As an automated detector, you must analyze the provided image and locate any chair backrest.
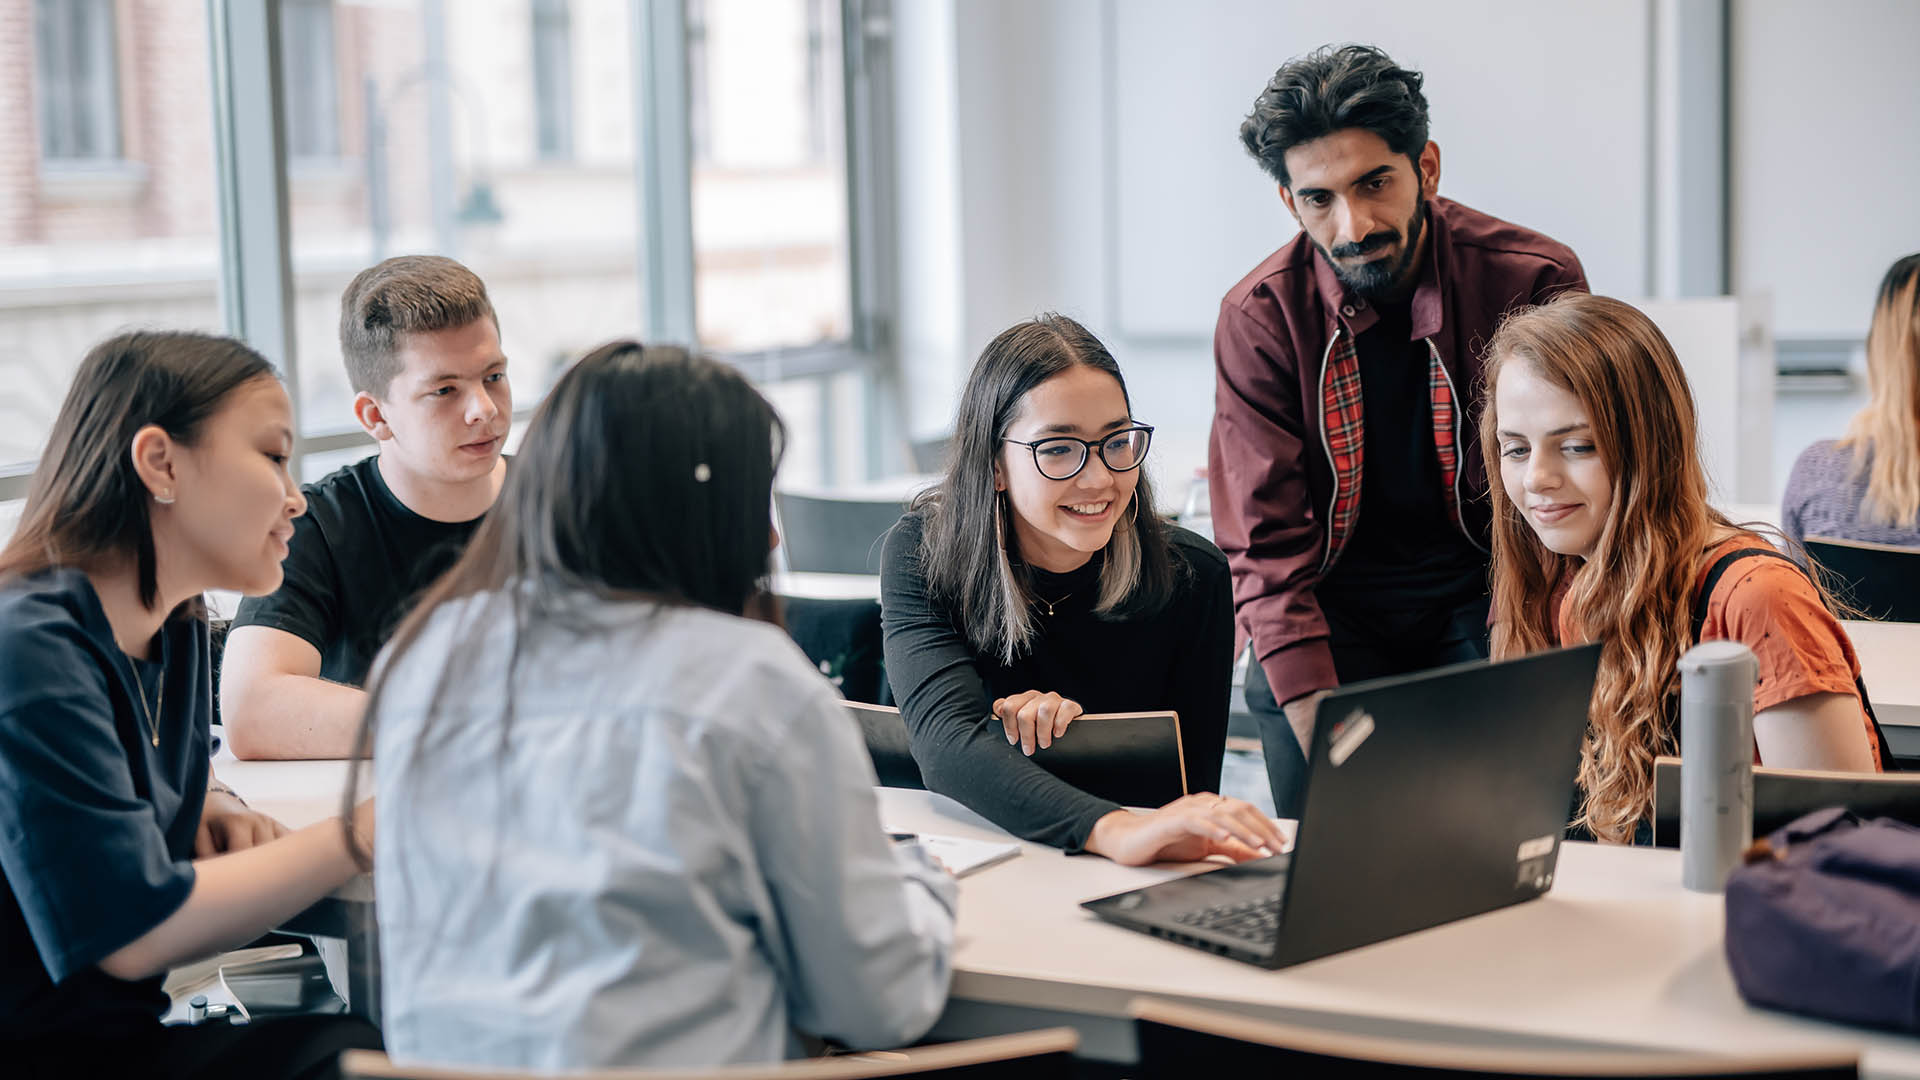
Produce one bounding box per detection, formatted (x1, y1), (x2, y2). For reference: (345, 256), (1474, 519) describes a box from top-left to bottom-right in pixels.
(773, 491), (907, 575)
(1128, 998), (1857, 1079)
(907, 435), (952, 475)
(1805, 536), (1920, 622)
(843, 703), (1185, 805)
(340, 1028), (1079, 1080)
(782, 596), (891, 707)
(1652, 755), (1920, 847)
(846, 702), (925, 788)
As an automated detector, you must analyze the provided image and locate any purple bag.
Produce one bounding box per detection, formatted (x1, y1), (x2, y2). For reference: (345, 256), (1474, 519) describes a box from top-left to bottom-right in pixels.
(1724, 806), (1920, 1032)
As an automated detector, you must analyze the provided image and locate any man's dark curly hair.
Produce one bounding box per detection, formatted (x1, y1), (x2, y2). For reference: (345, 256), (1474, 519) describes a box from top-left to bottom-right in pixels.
(1239, 44), (1430, 189)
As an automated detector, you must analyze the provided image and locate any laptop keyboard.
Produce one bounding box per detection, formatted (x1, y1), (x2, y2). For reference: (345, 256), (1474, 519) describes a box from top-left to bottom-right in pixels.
(1169, 895), (1282, 946)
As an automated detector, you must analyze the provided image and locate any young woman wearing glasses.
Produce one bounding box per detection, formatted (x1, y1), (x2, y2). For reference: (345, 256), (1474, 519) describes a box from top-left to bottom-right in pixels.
(881, 314), (1284, 866)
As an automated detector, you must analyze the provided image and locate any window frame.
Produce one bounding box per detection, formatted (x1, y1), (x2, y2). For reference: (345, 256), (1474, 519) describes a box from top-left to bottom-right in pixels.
(531, 0), (575, 161)
(33, 0), (123, 164)
(0, 0), (900, 506)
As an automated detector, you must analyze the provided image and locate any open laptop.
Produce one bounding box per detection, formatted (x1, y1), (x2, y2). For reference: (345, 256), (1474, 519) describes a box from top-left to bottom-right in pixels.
(1082, 643), (1602, 969)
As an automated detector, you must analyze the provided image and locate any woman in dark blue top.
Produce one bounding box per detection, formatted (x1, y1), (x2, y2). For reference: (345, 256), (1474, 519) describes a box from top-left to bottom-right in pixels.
(0, 332), (379, 1078)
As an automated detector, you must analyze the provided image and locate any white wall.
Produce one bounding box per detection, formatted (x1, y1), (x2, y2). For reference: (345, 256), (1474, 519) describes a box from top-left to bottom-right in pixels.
(894, 1), (1657, 504)
(1731, 0), (1920, 340)
(890, 0), (968, 441)
(1109, 0), (1652, 337)
(891, 1), (1914, 509)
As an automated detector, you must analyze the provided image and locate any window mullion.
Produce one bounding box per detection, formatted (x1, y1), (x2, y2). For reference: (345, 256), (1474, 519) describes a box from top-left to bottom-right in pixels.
(206, 0), (302, 468)
(631, 0), (697, 346)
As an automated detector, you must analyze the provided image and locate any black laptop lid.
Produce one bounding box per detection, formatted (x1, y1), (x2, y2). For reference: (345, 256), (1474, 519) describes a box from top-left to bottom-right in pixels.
(1268, 643), (1602, 967)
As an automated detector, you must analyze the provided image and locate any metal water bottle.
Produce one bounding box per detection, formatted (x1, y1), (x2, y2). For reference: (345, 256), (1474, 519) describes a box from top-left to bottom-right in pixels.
(1678, 640), (1758, 892)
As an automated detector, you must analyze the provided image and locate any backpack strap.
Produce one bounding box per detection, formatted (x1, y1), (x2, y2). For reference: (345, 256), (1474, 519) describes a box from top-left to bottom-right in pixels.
(1690, 545), (1898, 772)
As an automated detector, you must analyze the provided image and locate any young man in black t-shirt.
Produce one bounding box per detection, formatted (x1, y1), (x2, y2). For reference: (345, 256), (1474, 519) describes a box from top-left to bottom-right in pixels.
(221, 255), (512, 758)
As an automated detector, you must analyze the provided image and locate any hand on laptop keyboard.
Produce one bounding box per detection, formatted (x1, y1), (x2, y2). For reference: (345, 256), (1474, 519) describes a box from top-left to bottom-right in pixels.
(1084, 793), (1286, 866)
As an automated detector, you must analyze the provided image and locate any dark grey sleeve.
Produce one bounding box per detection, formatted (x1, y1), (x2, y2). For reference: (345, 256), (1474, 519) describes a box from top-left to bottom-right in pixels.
(878, 517), (1121, 852)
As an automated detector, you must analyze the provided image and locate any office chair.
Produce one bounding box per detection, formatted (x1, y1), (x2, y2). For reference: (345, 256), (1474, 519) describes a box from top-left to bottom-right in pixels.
(1804, 536), (1920, 622)
(1651, 757), (1920, 847)
(782, 595), (891, 707)
(772, 491), (906, 575)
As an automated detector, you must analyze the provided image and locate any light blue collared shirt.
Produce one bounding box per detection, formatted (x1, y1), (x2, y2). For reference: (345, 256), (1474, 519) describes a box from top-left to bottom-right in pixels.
(374, 591), (956, 1070)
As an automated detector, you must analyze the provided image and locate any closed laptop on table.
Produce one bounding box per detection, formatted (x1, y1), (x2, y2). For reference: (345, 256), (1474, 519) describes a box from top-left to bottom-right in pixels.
(844, 702), (1186, 807)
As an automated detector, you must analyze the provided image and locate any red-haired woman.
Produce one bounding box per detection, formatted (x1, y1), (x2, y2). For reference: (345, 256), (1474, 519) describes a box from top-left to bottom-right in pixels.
(1479, 293), (1885, 844)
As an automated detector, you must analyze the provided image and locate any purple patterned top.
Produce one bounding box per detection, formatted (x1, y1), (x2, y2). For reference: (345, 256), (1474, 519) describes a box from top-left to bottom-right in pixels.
(1781, 439), (1920, 547)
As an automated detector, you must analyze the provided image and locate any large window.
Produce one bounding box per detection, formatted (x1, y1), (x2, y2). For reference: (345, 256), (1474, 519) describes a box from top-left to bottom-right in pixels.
(33, 0), (121, 163)
(687, 0), (852, 355)
(1, 0), (894, 519)
(3, 0), (220, 485)
(280, 0), (341, 161)
(531, 0), (574, 160)
(283, 0), (642, 468)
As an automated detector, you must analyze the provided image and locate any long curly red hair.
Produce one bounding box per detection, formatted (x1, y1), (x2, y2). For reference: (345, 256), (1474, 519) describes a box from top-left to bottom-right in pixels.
(1480, 294), (1730, 842)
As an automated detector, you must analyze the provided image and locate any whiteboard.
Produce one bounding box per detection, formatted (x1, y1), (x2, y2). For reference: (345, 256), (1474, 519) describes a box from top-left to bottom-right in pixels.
(1110, 0), (1653, 338)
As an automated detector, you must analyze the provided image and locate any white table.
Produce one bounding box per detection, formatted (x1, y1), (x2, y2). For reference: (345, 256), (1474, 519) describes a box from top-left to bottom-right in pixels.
(219, 761), (1920, 1075)
(880, 789), (1920, 1075)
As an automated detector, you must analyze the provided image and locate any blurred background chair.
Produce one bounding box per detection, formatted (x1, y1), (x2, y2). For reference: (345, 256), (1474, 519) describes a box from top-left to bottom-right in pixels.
(774, 491), (909, 576)
(781, 596), (891, 707)
(1805, 536), (1920, 622)
(1652, 757), (1920, 847)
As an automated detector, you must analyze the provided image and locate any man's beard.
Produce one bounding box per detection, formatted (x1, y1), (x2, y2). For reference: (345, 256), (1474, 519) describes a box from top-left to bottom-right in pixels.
(1320, 196), (1427, 302)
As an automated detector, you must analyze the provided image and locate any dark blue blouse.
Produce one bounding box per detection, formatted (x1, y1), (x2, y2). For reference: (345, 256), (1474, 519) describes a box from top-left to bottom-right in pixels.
(0, 568), (210, 1036)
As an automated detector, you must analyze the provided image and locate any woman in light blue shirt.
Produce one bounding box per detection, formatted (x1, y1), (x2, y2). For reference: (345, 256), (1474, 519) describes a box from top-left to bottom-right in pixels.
(364, 342), (956, 1071)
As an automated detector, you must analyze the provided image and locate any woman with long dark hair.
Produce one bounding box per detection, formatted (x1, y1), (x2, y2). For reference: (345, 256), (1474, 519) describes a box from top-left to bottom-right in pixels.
(0, 332), (379, 1077)
(364, 342), (955, 1071)
(882, 314), (1280, 865)
(1482, 294), (1883, 844)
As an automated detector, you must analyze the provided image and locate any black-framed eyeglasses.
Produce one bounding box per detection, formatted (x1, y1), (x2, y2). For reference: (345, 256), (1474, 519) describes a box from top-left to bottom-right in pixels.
(1002, 425), (1154, 481)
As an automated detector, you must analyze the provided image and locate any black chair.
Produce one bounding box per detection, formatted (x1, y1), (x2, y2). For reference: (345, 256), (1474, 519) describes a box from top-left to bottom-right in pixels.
(843, 702), (1186, 806)
(780, 595), (891, 707)
(773, 491), (906, 575)
(1651, 755), (1920, 847)
(1804, 536), (1920, 622)
(1130, 997), (1857, 1079)
(846, 702), (925, 789)
(908, 435), (952, 474)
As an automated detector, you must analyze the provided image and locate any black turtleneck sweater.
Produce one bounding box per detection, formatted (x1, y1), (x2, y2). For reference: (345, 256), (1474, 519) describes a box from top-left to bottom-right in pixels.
(879, 511), (1233, 851)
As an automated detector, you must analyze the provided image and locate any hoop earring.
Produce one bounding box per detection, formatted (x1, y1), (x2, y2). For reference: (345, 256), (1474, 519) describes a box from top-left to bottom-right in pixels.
(1121, 496), (1139, 528)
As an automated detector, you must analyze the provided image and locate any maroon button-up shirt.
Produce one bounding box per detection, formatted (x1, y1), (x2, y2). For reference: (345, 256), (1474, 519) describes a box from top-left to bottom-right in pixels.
(1209, 196), (1587, 705)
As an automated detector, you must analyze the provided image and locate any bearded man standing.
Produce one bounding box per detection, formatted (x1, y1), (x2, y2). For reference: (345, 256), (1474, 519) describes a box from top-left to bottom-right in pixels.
(1209, 44), (1588, 814)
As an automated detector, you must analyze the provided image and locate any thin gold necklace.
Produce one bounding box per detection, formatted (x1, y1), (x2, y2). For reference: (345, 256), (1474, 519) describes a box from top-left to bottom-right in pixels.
(1036, 588), (1072, 617)
(128, 660), (163, 748)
